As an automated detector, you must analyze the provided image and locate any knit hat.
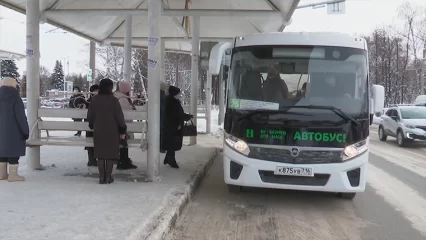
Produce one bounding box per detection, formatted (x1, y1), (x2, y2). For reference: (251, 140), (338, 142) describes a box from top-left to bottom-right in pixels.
(168, 86), (181, 97)
(0, 77), (18, 88)
(118, 81), (131, 93)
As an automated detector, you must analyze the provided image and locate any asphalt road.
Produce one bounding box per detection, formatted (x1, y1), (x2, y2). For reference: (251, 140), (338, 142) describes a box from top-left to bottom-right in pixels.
(166, 127), (426, 240)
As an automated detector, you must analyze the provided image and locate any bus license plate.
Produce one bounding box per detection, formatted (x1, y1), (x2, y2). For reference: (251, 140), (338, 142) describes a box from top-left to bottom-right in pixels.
(274, 167), (314, 177)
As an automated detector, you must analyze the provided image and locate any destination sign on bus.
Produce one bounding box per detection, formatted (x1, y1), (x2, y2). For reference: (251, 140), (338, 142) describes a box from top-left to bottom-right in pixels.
(245, 129), (346, 143)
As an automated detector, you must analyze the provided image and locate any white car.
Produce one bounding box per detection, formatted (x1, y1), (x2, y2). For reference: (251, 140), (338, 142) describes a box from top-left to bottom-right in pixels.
(378, 106), (426, 147)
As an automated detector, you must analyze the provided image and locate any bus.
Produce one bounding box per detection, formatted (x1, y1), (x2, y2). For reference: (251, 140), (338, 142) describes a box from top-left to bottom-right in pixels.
(221, 32), (385, 199)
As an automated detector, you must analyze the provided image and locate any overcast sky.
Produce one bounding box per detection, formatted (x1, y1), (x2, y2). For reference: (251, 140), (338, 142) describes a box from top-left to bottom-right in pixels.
(0, 0), (424, 75)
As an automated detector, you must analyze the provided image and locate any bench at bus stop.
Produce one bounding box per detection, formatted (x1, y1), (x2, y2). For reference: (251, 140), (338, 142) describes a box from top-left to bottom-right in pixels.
(26, 108), (148, 149)
(25, 104), (208, 149)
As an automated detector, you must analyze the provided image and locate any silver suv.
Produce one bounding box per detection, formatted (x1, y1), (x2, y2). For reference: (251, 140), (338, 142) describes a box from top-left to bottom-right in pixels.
(378, 106), (426, 147)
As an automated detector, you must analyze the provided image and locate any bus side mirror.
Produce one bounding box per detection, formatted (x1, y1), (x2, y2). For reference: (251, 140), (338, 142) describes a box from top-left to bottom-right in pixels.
(371, 84), (385, 114)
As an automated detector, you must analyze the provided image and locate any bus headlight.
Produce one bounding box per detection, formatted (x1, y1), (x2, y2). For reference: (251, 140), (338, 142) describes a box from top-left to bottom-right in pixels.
(225, 135), (250, 156)
(341, 140), (367, 161)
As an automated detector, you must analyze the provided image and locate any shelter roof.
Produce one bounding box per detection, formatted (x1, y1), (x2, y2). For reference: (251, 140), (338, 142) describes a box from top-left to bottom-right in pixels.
(0, 49), (25, 60)
(0, 0), (300, 50)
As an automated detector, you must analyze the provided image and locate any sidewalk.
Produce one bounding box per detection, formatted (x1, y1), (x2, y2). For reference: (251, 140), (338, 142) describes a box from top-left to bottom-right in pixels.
(0, 135), (222, 240)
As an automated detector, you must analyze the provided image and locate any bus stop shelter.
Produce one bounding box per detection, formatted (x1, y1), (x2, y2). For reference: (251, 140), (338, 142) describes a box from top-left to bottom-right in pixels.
(0, 0), (301, 180)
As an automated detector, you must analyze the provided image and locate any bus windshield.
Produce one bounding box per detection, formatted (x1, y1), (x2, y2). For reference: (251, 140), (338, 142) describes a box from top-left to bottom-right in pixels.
(228, 45), (369, 117)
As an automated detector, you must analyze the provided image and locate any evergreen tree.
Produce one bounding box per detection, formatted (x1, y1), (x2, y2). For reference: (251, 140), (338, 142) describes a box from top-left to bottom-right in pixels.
(50, 60), (65, 90)
(1, 60), (20, 79)
(20, 75), (27, 97)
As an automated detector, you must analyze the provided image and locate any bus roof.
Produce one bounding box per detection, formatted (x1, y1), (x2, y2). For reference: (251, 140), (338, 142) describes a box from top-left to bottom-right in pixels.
(234, 32), (367, 50)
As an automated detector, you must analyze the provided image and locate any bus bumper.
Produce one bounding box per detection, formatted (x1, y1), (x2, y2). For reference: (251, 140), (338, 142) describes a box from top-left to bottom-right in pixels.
(223, 144), (368, 193)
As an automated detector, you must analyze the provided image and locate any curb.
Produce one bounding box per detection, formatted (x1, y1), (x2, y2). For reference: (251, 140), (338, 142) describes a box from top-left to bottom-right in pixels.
(126, 147), (219, 240)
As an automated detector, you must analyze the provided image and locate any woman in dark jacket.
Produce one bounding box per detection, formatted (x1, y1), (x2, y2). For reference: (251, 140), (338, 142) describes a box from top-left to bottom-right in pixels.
(69, 86), (86, 136)
(84, 84), (99, 167)
(163, 86), (192, 168)
(0, 77), (29, 182)
(87, 78), (127, 184)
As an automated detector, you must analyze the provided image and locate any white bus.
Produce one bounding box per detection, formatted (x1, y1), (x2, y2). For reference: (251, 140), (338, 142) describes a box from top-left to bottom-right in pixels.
(221, 32), (385, 199)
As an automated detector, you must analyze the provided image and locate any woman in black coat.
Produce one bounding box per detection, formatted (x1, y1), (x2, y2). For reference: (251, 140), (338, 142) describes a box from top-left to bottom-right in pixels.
(84, 84), (99, 167)
(163, 86), (192, 168)
(87, 79), (127, 184)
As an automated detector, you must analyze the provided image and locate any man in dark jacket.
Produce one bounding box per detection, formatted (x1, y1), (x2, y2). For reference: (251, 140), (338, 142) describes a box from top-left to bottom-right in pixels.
(84, 84), (99, 167)
(262, 66), (289, 102)
(163, 86), (192, 168)
(0, 77), (29, 182)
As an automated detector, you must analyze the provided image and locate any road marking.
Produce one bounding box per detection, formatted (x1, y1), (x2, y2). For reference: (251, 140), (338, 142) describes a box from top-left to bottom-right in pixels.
(369, 144), (426, 178)
(368, 164), (426, 237)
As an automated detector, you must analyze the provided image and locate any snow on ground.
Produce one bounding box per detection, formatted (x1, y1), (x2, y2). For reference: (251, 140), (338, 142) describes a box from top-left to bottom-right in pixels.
(0, 135), (222, 240)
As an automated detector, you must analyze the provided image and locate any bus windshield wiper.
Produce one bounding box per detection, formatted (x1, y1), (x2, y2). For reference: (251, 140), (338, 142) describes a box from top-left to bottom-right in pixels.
(279, 105), (359, 126)
(237, 109), (312, 121)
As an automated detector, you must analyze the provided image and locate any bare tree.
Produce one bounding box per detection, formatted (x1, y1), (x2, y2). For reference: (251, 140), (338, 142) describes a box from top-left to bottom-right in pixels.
(96, 45), (124, 81)
(39, 66), (51, 96)
(397, 0), (426, 98)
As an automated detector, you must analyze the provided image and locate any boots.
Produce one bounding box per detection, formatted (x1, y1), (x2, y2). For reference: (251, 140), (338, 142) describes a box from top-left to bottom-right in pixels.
(168, 157), (180, 169)
(87, 148), (97, 167)
(165, 151), (179, 169)
(117, 148), (137, 170)
(0, 162), (8, 180)
(97, 159), (106, 184)
(8, 164), (25, 182)
(105, 160), (114, 184)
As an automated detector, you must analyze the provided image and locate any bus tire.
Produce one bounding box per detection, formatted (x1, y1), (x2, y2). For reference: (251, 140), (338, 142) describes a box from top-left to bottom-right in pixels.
(337, 192), (356, 200)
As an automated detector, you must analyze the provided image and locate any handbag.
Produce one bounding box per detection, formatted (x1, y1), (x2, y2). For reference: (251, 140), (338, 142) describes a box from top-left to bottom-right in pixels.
(182, 119), (197, 137)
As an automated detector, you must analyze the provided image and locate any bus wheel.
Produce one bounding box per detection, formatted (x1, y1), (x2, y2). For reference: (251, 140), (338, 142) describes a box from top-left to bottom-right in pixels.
(227, 184), (242, 193)
(337, 192), (356, 200)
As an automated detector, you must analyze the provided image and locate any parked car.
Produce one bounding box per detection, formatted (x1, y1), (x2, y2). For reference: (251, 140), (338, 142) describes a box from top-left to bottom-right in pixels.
(378, 106), (426, 147)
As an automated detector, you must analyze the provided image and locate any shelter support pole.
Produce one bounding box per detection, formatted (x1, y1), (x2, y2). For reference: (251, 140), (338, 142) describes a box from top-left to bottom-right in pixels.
(147, 0), (161, 181)
(26, 0), (41, 170)
(189, 16), (200, 145)
(218, 65), (225, 125)
(123, 15), (132, 82)
(89, 41), (96, 82)
(205, 71), (212, 133)
(160, 39), (165, 82)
